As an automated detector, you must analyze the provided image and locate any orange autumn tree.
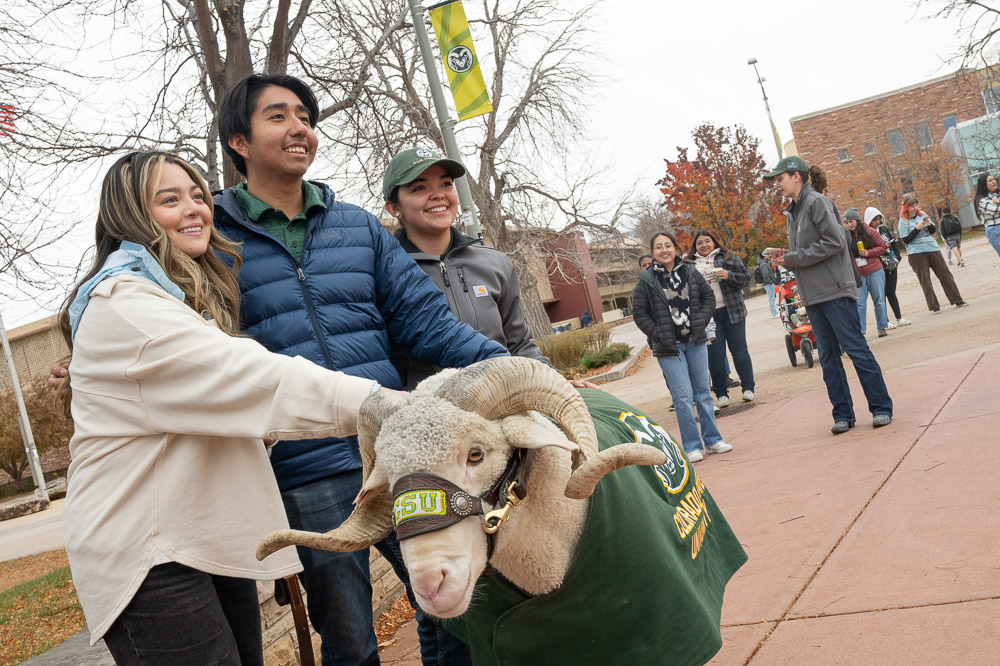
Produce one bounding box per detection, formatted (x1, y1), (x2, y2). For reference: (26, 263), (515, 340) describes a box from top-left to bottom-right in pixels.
(658, 123), (787, 261)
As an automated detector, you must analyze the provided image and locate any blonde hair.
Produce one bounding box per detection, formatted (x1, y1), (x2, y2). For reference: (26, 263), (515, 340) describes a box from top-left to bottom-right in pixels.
(57, 151), (244, 413)
(902, 192), (919, 207)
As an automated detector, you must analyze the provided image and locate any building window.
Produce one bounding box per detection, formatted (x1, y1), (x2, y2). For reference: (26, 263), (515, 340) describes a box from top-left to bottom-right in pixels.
(864, 142), (875, 155)
(942, 114), (958, 132)
(983, 86), (1000, 114)
(837, 147), (850, 162)
(888, 130), (905, 155)
(915, 122), (932, 148)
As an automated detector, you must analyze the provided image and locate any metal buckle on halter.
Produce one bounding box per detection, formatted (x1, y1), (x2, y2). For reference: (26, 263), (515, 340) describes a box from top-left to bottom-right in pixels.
(482, 481), (522, 534)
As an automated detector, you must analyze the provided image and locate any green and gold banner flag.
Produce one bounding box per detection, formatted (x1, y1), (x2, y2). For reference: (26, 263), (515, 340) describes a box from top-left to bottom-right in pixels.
(428, 0), (493, 121)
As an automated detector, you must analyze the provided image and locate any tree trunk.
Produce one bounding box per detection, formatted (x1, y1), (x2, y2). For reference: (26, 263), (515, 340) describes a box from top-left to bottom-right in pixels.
(507, 250), (553, 340)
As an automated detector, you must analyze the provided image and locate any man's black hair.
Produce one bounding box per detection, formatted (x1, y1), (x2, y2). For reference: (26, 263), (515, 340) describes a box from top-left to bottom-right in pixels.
(218, 73), (319, 177)
(638, 253), (652, 267)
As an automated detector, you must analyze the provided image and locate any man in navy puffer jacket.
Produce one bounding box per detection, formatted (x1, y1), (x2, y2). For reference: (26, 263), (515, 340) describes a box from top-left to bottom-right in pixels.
(217, 74), (505, 665)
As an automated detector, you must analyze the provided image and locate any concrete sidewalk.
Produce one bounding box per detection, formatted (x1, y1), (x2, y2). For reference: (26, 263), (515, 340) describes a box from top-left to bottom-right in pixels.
(702, 348), (1000, 663)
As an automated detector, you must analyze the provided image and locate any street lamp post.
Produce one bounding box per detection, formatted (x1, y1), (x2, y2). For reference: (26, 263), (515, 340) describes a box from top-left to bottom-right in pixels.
(747, 57), (783, 160)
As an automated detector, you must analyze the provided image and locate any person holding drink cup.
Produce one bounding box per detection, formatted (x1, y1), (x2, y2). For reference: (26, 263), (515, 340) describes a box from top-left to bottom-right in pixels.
(842, 207), (889, 337)
(687, 230), (755, 408)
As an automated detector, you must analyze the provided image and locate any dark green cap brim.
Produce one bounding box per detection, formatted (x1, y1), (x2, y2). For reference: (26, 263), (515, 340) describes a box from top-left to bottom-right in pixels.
(382, 148), (467, 200)
(763, 156), (810, 180)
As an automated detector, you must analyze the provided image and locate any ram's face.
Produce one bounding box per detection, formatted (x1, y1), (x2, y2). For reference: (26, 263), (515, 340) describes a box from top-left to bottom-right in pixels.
(374, 397), (510, 617)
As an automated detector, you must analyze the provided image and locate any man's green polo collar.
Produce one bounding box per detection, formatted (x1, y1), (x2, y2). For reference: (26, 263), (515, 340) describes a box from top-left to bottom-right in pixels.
(233, 181), (326, 223)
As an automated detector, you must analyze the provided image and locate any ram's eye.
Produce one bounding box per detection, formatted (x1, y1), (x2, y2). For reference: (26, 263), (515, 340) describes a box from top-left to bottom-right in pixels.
(467, 448), (484, 465)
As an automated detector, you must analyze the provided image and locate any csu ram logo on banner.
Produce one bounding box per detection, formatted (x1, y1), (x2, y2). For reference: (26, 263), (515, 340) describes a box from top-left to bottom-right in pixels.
(428, 0), (493, 121)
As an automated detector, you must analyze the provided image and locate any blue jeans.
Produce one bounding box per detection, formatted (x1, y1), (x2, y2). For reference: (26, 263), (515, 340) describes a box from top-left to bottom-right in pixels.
(766, 285), (778, 316)
(806, 297), (893, 423)
(707, 307), (755, 397)
(281, 469), (471, 666)
(103, 562), (263, 665)
(857, 269), (889, 333)
(657, 341), (724, 453)
(986, 224), (1000, 259)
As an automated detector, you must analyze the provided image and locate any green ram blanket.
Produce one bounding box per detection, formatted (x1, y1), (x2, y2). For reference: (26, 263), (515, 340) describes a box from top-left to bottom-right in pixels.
(442, 389), (747, 665)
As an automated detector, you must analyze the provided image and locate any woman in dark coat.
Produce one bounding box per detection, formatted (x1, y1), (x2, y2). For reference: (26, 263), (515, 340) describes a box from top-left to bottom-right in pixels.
(687, 230), (754, 407)
(632, 231), (733, 462)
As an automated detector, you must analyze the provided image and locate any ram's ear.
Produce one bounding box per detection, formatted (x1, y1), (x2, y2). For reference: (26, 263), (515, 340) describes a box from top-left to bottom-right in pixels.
(500, 414), (579, 453)
(355, 464), (390, 506)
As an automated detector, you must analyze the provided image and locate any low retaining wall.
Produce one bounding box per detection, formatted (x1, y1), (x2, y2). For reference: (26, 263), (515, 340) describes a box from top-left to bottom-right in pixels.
(261, 548), (405, 664)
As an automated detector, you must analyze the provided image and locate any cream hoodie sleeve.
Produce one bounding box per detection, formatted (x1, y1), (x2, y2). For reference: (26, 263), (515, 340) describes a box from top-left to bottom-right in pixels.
(77, 276), (376, 441)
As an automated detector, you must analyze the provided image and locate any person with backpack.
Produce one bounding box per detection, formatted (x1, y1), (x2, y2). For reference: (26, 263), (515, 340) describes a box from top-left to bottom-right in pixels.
(843, 207), (889, 337)
(939, 211), (964, 267)
(864, 207), (911, 328)
(756, 251), (779, 317)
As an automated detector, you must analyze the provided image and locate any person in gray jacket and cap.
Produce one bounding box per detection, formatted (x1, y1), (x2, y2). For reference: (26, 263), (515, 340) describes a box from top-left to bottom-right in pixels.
(764, 157), (892, 434)
(383, 147), (596, 390)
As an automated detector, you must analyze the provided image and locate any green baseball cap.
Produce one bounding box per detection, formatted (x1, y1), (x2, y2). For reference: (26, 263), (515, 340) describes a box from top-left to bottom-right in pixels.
(763, 156), (810, 180)
(382, 148), (466, 200)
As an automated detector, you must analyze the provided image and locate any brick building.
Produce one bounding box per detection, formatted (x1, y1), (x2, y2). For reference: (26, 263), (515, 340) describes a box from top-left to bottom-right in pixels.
(540, 230), (604, 327)
(790, 69), (997, 213)
(0, 315), (68, 393)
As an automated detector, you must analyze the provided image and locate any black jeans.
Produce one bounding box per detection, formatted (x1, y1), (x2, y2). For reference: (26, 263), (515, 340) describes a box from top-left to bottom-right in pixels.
(707, 306), (755, 397)
(884, 268), (901, 320)
(103, 562), (263, 665)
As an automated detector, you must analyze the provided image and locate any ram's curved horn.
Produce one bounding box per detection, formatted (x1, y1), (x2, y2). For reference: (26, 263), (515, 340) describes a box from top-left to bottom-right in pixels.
(435, 357), (665, 499)
(257, 390), (406, 560)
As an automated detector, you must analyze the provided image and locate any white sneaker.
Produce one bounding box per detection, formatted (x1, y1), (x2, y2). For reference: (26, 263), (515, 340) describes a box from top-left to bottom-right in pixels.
(718, 395), (731, 408)
(713, 404), (720, 414)
(896, 318), (912, 326)
(705, 441), (733, 454)
(686, 449), (705, 462)
(886, 321), (897, 330)
(742, 390), (754, 402)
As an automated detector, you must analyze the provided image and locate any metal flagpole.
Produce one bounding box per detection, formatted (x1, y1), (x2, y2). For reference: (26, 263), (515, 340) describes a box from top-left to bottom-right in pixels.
(407, 0), (482, 239)
(0, 309), (50, 501)
(747, 57), (783, 160)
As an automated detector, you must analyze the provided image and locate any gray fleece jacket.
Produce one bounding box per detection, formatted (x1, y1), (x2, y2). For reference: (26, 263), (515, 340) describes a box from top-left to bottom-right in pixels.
(782, 183), (858, 307)
(392, 227), (549, 389)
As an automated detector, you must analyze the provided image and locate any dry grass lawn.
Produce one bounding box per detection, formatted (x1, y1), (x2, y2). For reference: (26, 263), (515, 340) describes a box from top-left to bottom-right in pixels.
(0, 549), (85, 666)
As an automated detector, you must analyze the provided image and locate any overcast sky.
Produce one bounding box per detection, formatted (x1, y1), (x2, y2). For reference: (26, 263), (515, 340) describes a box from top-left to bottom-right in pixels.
(2, 0), (971, 327)
(587, 0), (968, 197)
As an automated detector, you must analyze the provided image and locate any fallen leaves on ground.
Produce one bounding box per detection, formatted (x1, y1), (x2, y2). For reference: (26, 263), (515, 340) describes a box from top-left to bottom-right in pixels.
(0, 564), (85, 666)
(375, 595), (416, 646)
(0, 549), (68, 595)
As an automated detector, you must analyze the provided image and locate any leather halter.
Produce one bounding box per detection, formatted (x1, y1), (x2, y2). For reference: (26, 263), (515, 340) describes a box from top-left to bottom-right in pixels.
(391, 449), (533, 559)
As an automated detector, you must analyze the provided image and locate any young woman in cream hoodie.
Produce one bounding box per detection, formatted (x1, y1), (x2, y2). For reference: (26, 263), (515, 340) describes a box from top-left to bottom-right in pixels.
(57, 151), (380, 664)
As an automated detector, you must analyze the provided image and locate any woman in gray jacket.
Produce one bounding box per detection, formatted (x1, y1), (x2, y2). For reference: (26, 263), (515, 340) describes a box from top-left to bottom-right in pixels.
(381, 148), (592, 390)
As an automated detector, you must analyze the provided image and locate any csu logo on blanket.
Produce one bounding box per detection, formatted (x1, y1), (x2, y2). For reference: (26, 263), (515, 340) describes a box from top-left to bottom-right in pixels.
(618, 412), (688, 494)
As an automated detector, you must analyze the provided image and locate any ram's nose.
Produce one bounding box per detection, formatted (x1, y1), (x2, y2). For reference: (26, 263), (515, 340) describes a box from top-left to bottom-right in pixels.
(412, 569), (447, 603)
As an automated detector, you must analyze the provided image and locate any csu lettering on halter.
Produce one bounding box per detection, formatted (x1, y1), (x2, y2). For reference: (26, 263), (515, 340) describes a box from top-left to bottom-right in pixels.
(393, 489), (446, 526)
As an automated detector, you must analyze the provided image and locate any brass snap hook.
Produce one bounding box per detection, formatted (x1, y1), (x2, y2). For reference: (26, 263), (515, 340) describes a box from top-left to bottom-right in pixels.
(482, 481), (519, 534)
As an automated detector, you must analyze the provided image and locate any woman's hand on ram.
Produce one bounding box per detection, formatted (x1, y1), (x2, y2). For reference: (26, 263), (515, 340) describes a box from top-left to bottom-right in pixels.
(569, 379), (601, 390)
